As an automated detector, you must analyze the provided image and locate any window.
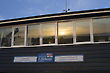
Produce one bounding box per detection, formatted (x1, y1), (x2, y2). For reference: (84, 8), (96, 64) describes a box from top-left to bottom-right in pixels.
(76, 19), (90, 42)
(58, 21), (73, 44)
(14, 26), (25, 46)
(0, 27), (12, 47)
(42, 22), (56, 44)
(93, 18), (110, 42)
(28, 24), (40, 45)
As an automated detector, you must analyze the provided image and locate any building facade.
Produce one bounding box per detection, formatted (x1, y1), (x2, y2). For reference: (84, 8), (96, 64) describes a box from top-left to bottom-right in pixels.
(0, 8), (110, 73)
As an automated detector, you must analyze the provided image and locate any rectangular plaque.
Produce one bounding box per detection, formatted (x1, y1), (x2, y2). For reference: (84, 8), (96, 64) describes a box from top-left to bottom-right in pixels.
(55, 55), (84, 62)
(37, 53), (55, 63)
(14, 56), (37, 63)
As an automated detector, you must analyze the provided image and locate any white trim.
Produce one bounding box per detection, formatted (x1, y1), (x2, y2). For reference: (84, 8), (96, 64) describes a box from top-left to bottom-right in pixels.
(94, 42), (110, 44)
(58, 43), (74, 46)
(90, 19), (94, 43)
(0, 42), (110, 48)
(24, 25), (28, 46)
(1, 10), (110, 24)
(74, 42), (92, 45)
(11, 27), (14, 46)
(0, 47), (13, 49)
(40, 24), (42, 45)
(12, 45), (26, 47)
(55, 22), (58, 44)
(73, 20), (76, 43)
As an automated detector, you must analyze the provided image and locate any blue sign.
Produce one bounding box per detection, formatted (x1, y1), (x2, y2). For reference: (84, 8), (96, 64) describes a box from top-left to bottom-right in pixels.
(37, 53), (55, 63)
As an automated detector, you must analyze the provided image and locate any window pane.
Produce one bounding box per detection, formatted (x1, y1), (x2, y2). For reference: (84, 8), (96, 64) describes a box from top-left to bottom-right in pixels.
(0, 27), (12, 47)
(76, 19), (90, 42)
(58, 21), (73, 44)
(14, 27), (25, 45)
(28, 24), (40, 45)
(93, 18), (110, 42)
(42, 22), (56, 44)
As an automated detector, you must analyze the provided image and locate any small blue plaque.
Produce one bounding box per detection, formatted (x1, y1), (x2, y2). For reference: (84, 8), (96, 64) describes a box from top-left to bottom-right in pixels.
(37, 53), (55, 63)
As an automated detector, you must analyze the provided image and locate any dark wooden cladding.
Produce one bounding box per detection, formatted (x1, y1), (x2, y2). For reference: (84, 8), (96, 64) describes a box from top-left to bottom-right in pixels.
(0, 43), (110, 73)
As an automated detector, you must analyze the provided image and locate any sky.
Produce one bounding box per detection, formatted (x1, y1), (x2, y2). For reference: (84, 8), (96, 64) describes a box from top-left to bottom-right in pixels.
(0, 0), (110, 20)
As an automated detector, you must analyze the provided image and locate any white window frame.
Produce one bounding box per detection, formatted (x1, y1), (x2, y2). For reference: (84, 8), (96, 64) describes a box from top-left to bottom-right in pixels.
(92, 17), (110, 43)
(57, 20), (74, 45)
(74, 18), (92, 44)
(27, 23), (41, 46)
(12, 25), (26, 47)
(1, 17), (110, 48)
(40, 21), (57, 46)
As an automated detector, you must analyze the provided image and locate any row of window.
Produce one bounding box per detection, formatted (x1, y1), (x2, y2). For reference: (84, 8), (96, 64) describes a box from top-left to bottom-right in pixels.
(0, 17), (110, 47)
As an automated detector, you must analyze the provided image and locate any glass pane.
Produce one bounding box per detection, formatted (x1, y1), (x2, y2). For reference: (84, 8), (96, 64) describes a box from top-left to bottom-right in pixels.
(93, 18), (110, 42)
(0, 27), (12, 47)
(14, 27), (25, 45)
(42, 23), (56, 44)
(76, 19), (90, 42)
(28, 24), (40, 45)
(58, 21), (73, 44)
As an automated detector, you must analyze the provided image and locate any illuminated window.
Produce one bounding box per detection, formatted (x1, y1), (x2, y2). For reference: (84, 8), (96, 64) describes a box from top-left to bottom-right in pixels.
(0, 27), (12, 47)
(14, 26), (25, 45)
(93, 18), (110, 42)
(58, 21), (73, 44)
(42, 22), (56, 44)
(76, 19), (90, 42)
(28, 24), (40, 45)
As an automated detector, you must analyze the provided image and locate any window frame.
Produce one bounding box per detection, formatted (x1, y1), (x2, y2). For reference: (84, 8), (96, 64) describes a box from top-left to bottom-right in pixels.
(92, 17), (110, 43)
(74, 18), (92, 44)
(12, 25), (26, 47)
(0, 26), (12, 47)
(27, 23), (41, 46)
(57, 20), (74, 45)
(40, 21), (57, 46)
(1, 16), (110, 48)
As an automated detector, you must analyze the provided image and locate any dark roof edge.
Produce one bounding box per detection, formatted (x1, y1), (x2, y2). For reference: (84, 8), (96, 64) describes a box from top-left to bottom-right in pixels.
(0, 8), (110, 23)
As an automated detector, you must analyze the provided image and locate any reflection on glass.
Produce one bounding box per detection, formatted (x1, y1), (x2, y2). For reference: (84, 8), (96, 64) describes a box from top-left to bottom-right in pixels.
(58, 21), (73, 44)
(93, 18), (110, 42)
(42, 23), (56, 44)
(14, 27), (25, 45)
(76, 20), (90, 42)
(0, 27), (12, 47)
(28, 24), (40, 45)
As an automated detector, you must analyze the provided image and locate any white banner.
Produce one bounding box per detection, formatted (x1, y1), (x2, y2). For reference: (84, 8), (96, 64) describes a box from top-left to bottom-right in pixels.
(55, 55), (84, 62)
(14, 56), (37, 63)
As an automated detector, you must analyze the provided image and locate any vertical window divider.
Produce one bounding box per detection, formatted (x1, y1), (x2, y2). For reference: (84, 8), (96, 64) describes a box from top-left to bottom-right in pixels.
(90, 19), (94, 43)
(55, 21), (58, 44)
(0, 32), (3, 47)
(74, 20), (76, 43)
(40, 24), (42, 45)
(24, 25), (28, 46)
(11, 27), (14, 46)
(0, 32), (1, 47)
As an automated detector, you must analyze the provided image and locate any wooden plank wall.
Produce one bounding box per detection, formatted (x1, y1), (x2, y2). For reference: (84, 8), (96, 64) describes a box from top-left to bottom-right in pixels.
(0, 43), (110, 73)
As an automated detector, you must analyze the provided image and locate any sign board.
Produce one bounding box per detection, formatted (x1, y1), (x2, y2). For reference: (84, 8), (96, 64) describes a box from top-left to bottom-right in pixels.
(55, 55), (84, 62)
(14, 56), (37, 63)
(13, 54), (83, 63)
(37, 53), (55, 63)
